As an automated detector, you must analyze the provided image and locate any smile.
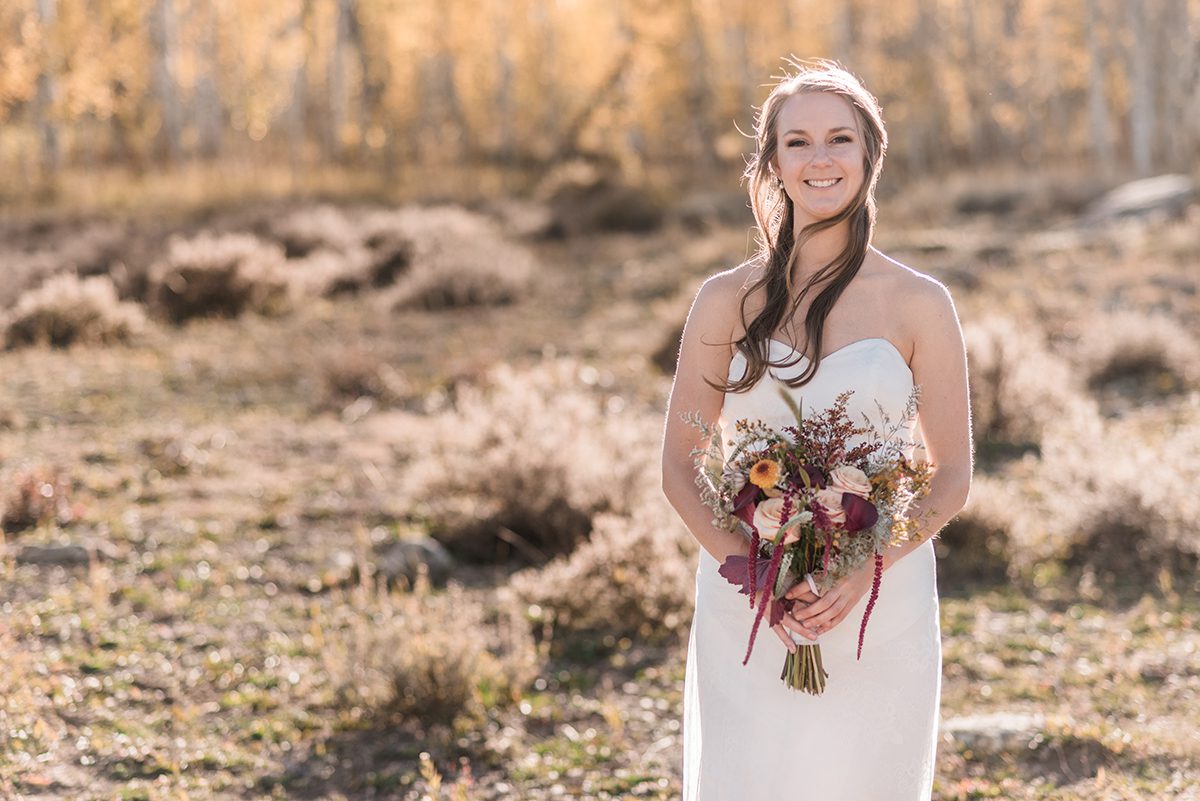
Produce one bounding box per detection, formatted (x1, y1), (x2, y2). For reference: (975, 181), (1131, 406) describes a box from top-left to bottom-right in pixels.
(804, 178), (841, 188)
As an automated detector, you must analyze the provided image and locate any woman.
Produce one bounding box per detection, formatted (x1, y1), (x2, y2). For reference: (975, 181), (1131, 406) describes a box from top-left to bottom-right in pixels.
(660, 60), (973, 800)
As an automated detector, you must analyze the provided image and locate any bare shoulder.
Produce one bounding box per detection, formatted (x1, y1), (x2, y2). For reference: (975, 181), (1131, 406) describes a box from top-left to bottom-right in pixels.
(868, 248), (960, 339)
(689, 259), (763, 345)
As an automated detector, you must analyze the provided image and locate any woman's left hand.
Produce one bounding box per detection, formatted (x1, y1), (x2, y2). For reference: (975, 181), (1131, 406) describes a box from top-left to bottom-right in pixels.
(783, 561), (874, 636)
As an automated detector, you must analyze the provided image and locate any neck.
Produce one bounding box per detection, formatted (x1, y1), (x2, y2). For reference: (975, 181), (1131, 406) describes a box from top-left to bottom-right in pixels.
(789, 217), (854, 285)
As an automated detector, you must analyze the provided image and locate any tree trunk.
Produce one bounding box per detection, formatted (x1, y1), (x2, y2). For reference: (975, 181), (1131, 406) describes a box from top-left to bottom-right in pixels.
(194, 0), (222, 159)
(1126, 0), (1155, 175)
(285, 0), (312, 170)
(33, 0), (60, 175)
(1084, 0), (1115, 171)
(326, 0), (354, 161)
(149, 0), (182, 163)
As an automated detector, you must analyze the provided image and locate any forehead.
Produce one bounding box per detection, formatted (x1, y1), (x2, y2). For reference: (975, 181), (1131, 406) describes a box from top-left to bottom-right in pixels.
(776, 92), (859, 135)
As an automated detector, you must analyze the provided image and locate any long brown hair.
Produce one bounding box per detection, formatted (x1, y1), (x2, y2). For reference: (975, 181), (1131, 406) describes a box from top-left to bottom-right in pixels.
(709, 58), (889, 393)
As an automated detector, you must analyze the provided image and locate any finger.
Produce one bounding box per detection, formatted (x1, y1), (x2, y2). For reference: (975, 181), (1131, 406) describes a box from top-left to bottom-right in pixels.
(793, 594), (837, 623)
(785, 590), (819, 605)
(772, 623), (799, 652)
(784, 583), (819, 602)
(804, 598), (848, 632)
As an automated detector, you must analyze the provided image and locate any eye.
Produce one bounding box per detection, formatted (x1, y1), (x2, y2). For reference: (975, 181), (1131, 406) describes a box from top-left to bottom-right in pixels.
(832, 135), (852, 144)
(787, 139), (807, 148)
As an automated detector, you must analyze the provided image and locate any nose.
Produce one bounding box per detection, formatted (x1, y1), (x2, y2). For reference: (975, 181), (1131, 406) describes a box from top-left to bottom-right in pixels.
(809, 142), (833, 165)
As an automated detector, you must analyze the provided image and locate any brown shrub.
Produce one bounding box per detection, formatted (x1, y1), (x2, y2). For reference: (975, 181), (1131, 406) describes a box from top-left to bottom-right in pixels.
(535, 160), (667, 235)
(317, 346), (410, 410)
(322, 580), (539, 730)
(404, 357), (659, 563)
(1020, 410), (1200, 594)
(269, 204), (363, 258)
(2, 273), (146, 349)
(932, 475), (1017, 590)
(389, 206), (535, 310)
(963, 315), (1095, 450)
(2, 466), (74, 534)
(507, 503), (697, 653)
(148, 232), (291, 323)
(1073, 310), (1200, 402)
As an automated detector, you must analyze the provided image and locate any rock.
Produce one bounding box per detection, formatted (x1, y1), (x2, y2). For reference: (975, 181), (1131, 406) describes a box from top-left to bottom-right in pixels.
(1083, 174), (1196, 225)
(943, 711), (1045, 753)
(374, 537), (455, 588)
(15, 544), (92, 567)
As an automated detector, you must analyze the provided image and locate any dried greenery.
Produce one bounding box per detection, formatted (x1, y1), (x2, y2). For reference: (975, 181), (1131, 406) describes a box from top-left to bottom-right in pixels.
(2, 273), (146, 349)
(508, 505), (697, 652)
(389, 206), (535, 310)
(323, 577), (539, 730)
(1073, 310), (1200, 401)
(1, 465), (74, 534)
(962, 315), (1094, 450)
(405, 357), (659, 563)
(148, 232), (292, 323)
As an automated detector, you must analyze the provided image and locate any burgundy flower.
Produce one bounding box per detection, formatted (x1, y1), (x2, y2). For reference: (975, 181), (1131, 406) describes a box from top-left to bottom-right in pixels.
(718, 553), (773, 597)
(732, 482), (759, 529)
(841, 493), (879, 532)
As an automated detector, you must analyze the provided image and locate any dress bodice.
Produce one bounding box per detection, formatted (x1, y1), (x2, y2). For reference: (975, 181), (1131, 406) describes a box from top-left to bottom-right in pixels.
(718, 337), (925, 464)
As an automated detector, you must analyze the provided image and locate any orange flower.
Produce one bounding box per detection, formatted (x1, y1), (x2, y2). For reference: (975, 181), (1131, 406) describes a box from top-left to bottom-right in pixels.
(748, 458), (782, 489)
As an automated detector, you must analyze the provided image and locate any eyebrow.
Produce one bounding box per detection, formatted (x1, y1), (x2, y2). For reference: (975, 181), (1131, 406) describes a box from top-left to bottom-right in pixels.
(783, 127), (855, 136)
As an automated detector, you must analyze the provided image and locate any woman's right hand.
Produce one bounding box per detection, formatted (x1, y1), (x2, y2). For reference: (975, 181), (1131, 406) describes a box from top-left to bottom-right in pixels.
(771, 598), (820, 651)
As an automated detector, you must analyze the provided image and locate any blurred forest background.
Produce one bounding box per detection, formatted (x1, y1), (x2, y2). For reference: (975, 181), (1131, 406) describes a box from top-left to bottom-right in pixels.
(2, 0), (1199, 204)
(1, 1), (1199, 800)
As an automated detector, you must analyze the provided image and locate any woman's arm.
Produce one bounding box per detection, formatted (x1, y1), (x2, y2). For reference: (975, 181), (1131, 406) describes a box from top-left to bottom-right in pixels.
(880, 276), (973, 570)
(660, 270), (749, 565)
(663, 270), (801, 653)
(783, 276), (973, 638)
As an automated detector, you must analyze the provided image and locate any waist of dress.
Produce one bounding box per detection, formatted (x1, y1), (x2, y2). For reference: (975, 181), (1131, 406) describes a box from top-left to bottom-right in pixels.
(696, 537), (938, 644)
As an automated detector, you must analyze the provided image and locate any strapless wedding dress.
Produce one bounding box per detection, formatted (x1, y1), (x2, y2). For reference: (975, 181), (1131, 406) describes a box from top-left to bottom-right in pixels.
(682, 337), (942, 801)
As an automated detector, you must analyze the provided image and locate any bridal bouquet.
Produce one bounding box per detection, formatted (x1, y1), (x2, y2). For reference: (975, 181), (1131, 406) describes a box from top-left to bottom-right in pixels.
(684, 386), (933, 695)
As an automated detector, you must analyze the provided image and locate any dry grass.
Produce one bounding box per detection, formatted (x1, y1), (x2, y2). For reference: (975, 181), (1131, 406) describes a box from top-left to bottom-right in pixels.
(2, 273), (146, 349)
(1, 465), (75, 534)
(321, 573), (540, 734)
(148, 232), (292, 323)
(387, 206), (535, 310)
(962, 314), (1095, 454)
(509, 504), (697, 655)
(0, 185), (1197, 800)
(404, 357), (659, 564)
(1072, 309), (1200, 403)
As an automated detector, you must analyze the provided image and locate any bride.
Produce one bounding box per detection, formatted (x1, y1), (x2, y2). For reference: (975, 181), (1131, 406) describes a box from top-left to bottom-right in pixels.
(660, 60), (973, 800)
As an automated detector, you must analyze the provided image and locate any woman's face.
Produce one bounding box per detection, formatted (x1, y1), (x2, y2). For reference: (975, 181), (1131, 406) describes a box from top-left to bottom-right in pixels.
(772, 91), (866, 226)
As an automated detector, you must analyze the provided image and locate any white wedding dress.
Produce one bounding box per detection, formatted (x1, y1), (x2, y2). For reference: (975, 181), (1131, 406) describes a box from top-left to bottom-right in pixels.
(682, 337), (942, 801)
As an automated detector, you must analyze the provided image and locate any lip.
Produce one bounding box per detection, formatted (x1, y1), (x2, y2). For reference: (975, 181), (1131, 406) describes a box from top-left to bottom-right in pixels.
(803, 177), (843, 188)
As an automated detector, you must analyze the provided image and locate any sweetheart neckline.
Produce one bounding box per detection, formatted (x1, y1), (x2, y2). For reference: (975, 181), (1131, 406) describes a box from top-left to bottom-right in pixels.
(731, 336), (914, 382)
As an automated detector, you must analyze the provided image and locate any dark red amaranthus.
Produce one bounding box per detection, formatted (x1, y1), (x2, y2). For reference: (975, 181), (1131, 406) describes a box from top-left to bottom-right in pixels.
(742, 493), (793, 666)
(856, 552), (885, 661)
(747, 529), (760, 607)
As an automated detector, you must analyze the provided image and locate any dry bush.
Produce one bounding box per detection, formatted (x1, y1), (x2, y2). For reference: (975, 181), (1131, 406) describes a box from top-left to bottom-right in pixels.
(932, 475), (1017, 589)
(388, 206), (535, 310)
(317, 346), (410, 410)
(1072, 310), (1200, 401)
(2, 466), (74, 534)
(268, 204), (363, 258)
(535, 160), (667, 235)
(507, 503), (696, 653)
(2, 273), (146, 349)
(323, 580), (538, 730)
(148, 232), (291, 323)
(963, 315), (1095, 450)
(1014, 411), (1200, 592)
(404, 357), (659, 563)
